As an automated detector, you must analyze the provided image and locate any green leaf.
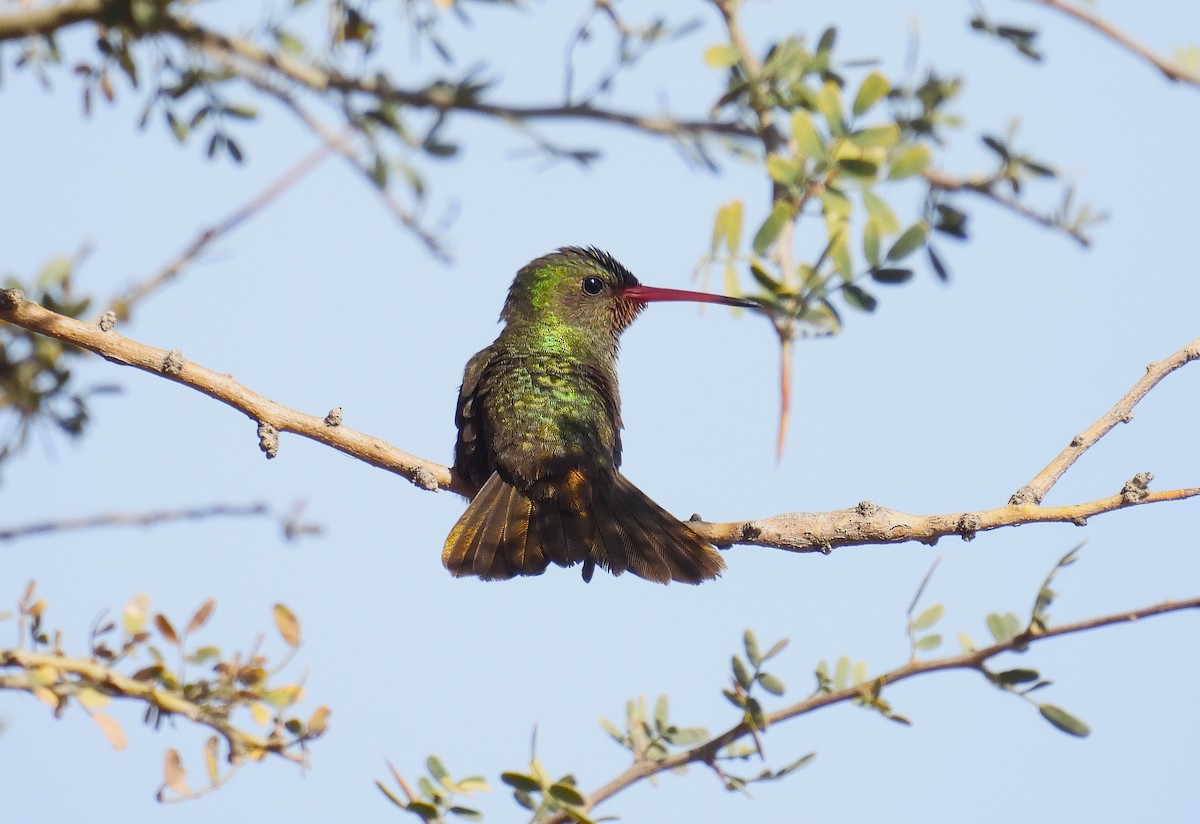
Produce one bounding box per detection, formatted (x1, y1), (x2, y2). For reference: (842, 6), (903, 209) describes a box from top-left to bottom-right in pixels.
(711, 199), (744, 256)
(455, 776), (489, 793)
(852, 71), (890, 116)
(833, 656), (851, 690)
(852, 660), (869, 686)
(818, 188), (852, 221)
(888, 144), (932, 179)
(816, 80), (845, 136)
(870, 267), (913, 285)
(221, 103), (257, 120)
(749, 261), (783, 294)
(927, 244), (950, 281)
(500, 772), (542, 793)
(1039, 704), (1091, 737)
(746, 697), (768, 730)
(957, 632), (975, 652)
(763, 637), (789, 662)
(448, 806), (483, 821)
(911, 603), (944, 631)
(836, 158), (878, 178)
(766, 153), (802, 185)
(406, 801), (440, 821)
(849, 124), (899, 149)
(842, 284), (877, 312)
(704, 44), (739, 68)
(791, 111), (826, 161)
(598, 717), (624, 743)
(666, 726), (708, 746)
(863, 219), (881, 266)
(757, 673), (786, 696)
(752, 202), (794, 255)
(722, 687), (746, 709)
(732, 655), (753, 690)
(654, 694), (669, 733)
(744, 629), (762, 667)
(426, 755), (449, 785)
(996, 668), (1041, 686)
(37, 256), (73, 290)
(861, 188), (899, 233)
(914, 633), (942, 650)
(986, 612), (1022, 644)
(548, 782), (586, 806)
(886, 223), (928, 261)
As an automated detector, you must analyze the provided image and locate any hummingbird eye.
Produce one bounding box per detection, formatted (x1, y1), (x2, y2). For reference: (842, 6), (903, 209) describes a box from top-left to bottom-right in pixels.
(581, 276), (605, 296)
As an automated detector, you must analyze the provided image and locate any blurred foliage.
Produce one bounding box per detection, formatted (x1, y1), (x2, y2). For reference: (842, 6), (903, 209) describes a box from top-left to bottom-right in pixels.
(0, 0), (1102, 464)
(1, 256), (118, 474)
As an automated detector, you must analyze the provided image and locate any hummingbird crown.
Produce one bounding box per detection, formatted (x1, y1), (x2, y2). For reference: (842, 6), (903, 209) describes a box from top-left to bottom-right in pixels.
(500, 246), (645, 340)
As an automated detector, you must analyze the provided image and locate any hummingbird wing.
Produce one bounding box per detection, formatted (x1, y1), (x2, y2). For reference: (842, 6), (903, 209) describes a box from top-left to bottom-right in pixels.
(452, 346), (498, 494)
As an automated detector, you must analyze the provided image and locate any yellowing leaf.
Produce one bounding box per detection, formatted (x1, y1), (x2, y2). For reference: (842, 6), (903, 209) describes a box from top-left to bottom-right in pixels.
(187, 599), (216, 634)
(92, 713), (128, 751)
(308, 706), (331, 736)
(704, 44), (739, 68)
(250, 702), (272, 725)
(273, 603), (301, 647)
(204, 736), (220, 786)
(123, 594), (150, 636)
(77, 687), (111, 709)
(163, 748), (188, 794)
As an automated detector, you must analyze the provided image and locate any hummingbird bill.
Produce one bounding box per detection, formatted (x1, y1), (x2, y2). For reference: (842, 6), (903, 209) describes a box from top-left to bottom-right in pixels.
(443, 246), (759, 584)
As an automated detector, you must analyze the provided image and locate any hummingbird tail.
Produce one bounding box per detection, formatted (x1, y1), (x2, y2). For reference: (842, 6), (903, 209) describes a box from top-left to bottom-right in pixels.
(442, 471), (725, 585)
(589, 474), (725, 585)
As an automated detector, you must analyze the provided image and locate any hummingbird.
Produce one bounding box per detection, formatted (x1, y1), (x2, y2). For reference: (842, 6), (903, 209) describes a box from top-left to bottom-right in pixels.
(443, 246), (759, 584)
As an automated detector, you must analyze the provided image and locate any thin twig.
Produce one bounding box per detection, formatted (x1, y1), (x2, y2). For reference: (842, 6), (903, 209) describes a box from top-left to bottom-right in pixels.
(106, 142), (336, 318)
(924, 168), (1092, 248)
(233, 69), (451, 262)
(1023, 0), (1200, 89)
(0, 503), (269, 542)
(1010, 336), (1200, 504)
(547, 594), (1200, 822)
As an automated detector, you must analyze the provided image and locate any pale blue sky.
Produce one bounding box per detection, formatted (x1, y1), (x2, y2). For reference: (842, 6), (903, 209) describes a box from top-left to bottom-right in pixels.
(2, 2), (1198, 822)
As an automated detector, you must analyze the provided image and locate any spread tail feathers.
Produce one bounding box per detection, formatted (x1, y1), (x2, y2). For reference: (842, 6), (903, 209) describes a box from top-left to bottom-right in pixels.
(442, 472), (725, 584)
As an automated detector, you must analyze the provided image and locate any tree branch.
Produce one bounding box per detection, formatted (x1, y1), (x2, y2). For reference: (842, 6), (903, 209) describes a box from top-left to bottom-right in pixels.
(924, 168), (1093, 248)
(1023, 0), (1200, 89)
(1011, 337), (1200, 504)
(0, 287), (460, 495)
(0, 648), (307, 765)
(550, 595), (1200, 822)
(3, 290), (1196, 556)
(0, 0), (105, 42)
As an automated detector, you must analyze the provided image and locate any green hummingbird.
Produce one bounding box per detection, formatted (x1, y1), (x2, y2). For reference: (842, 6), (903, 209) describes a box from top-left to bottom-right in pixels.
(443, 246), (759, 585)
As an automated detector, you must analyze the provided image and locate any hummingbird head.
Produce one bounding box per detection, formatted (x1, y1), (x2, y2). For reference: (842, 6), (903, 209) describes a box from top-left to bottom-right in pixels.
(501, 246), (759, 342)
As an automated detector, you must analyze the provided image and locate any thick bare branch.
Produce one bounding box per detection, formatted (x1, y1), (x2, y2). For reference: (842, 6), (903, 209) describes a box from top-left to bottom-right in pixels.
(3, 290), (1196, 556)
(1, 288), (459, 495)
